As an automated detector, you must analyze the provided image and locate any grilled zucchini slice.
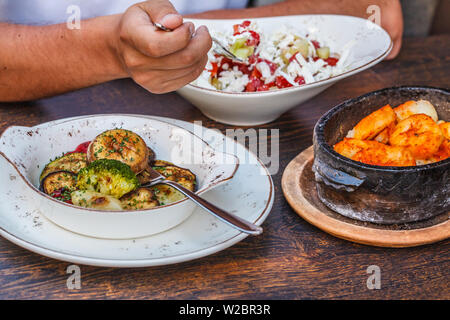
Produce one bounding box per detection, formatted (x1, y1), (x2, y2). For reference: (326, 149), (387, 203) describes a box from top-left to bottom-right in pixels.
(121, 187), (159, 210)
(152, 160), (196, 192)
(151, 184), (185, 206)
(150, 160), (197, 206)
(39, 170), (77, 195)
(147, 147), (156, 164)
(40, 152), (87, 181)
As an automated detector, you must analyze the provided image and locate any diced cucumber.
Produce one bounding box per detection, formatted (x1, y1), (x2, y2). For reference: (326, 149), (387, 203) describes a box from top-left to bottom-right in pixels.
(281, 49), (291, 64)
(230, 37), (255, 59)
(293, 39), (309, 58)
(211, 77), (223, 90)
(233, 46), (254, 60)
(317, 46), (330, 59)
(231, 37), (247, 50)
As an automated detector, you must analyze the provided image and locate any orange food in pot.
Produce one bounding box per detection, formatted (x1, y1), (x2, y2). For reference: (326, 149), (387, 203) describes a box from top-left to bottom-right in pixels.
(334, 138), (416, 166)
(346, 104), (396, 140)
(389, 114), (444, 160)
(394, 99), (438, 122)
(334, 100), (448, 166)
(438, 121), (450, 140)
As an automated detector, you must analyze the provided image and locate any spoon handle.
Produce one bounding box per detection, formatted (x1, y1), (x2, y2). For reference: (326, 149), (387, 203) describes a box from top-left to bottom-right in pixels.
(161, 180), (263, 235)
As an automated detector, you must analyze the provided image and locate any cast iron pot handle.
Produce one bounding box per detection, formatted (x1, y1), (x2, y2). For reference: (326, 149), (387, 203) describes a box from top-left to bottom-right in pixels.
(312, 159), (365, 192)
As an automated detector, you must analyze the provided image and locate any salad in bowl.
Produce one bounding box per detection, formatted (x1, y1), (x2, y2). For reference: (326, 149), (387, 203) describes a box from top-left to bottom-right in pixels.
(178, 15), (392, 125)
(194, 20), (350, 93)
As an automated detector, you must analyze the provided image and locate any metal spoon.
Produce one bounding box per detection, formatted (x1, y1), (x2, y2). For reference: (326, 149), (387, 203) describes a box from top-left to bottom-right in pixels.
(141, 167), (263, 235)
(153, 23), (244, 63)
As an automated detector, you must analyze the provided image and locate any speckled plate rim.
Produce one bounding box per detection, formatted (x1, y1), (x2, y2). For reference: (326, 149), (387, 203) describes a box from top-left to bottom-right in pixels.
(0, 115), (274, 267)
(281, 146), (450, 248)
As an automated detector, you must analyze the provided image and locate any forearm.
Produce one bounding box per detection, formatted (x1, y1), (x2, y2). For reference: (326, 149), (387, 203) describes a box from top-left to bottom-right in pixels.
(0, 14), (126, 102)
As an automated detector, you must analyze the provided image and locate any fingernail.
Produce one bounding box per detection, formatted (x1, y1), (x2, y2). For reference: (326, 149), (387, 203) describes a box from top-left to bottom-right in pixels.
(193, 25), (207, 37)
(160, 13), (182, 26)
(189, 23), (195, 36)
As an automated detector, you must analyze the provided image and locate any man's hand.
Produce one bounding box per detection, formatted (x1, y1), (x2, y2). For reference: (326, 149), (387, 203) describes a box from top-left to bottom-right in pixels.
(0, 0), (212, 101)
(115, 0), (212, 94)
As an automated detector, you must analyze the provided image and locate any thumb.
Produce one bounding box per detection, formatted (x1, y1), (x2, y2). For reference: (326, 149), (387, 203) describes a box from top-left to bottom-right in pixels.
(138, 0), (183, 30)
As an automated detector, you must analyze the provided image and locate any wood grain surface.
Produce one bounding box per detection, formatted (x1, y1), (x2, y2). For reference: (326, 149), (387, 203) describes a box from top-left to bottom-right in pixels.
(0, 35), (449, 300)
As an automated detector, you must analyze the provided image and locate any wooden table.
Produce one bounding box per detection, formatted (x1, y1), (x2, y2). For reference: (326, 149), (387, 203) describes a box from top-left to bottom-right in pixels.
(0, 35), (448, 300)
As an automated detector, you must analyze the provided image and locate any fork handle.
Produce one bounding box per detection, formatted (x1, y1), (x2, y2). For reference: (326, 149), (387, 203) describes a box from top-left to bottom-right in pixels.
(161, 180), (263, 235)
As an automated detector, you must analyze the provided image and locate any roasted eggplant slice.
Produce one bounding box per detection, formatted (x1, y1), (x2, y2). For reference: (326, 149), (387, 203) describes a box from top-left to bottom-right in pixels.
(39, 170), (77, 195)
(136, 166), (152, 185)
(121, 187), (159, 210)
(71, 190), (123, 211)
(147, 147), (156, 164)
(148, 160), (197, 206)
(152, 160), (197, 191)
(40, 152), (87, 181)
(136, 147), (157, 184)
(87, 129), (149, 173)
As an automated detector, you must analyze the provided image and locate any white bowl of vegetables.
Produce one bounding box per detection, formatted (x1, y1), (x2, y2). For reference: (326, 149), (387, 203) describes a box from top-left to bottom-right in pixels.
(0, 115), (238, 239)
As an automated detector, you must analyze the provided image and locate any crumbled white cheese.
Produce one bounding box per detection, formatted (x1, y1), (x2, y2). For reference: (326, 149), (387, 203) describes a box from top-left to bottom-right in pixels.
(218, 67), (249, 92)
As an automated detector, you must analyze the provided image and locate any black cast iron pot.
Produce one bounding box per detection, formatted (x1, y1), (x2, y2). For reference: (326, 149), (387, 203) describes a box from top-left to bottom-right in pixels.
(312, 86), (449, 224)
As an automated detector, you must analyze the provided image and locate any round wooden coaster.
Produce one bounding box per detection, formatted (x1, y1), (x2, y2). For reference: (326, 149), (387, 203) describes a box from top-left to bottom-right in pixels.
(281, 146), (450, 248)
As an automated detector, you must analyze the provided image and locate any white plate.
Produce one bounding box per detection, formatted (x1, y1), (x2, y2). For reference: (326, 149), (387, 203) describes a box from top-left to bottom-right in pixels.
(0, 116), (274, 267)
(178, 15), (392, 125)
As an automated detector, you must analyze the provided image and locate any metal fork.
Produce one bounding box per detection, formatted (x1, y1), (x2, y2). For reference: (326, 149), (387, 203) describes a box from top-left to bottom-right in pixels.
(154, 23), (244, 62)
(141, 167), (263, 235)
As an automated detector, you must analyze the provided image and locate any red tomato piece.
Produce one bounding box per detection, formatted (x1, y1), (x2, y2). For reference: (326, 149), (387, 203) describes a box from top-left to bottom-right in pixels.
(275, 76), (293, 89)
(294, 76), (305, 85)
(209, 62), (219, 77)
(258, 58), (278, 74)
(248, 54), (258, 65)
(245, 77), (263, 92)
(325, 57), (339, 66)
(246, 30), (260, 46)
(233, 25), (241, 36)
(250, 67), (262, 79)
(311, 40), (321, 49)
(73, 141), (91, 154)
(233, 20), (251, 35)
(237, 62), (251, 75)
(242, 20), (251, 27)
(66, 141), (90, 154)
(257, 82), (276, 91)
(289, 53), (298, 63)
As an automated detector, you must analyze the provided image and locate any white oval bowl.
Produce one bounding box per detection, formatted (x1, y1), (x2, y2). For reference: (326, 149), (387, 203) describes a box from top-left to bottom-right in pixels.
(0, 115), (239, 239)
(177, 15), (393, 125)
